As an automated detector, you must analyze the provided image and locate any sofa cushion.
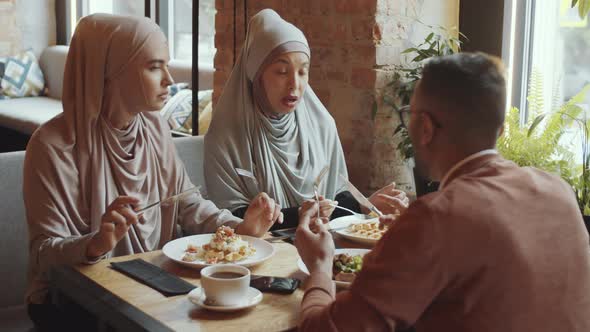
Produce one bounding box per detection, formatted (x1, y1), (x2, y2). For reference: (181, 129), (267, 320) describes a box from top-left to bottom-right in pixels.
(168, 82), (190, 96)
(160, 89), (192, 132)
(0, 96), (62, 135)
(0, 57), (6, 79)
(1, 50), (45, 98)
(39, 45), (68, 100)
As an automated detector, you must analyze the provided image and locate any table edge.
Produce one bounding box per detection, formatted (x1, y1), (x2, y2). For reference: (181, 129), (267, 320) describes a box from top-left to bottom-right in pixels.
(50, 265), (173, 332)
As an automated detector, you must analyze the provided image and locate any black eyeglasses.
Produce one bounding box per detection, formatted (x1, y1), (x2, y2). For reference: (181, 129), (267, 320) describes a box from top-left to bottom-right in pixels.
(397, 105), (442, 128)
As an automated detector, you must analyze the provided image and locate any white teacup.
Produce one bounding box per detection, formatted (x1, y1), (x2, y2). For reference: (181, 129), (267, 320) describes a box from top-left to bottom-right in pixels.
(200, 264), (250, 306)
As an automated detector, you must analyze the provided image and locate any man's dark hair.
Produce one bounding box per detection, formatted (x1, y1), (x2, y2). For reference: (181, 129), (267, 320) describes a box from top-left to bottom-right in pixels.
(419, 52), (506, 148)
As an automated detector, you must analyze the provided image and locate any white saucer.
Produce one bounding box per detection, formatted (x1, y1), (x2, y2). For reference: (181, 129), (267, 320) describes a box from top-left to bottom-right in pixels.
(187, 286), (263, 312)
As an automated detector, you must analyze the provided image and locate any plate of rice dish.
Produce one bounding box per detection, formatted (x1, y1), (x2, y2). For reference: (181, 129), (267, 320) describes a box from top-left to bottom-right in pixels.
(163, 226), (275, 268)
(331, 216), (389, 245)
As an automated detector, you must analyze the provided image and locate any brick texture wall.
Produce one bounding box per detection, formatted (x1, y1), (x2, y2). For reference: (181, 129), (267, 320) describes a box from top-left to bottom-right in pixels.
(213, 0), (455, 194)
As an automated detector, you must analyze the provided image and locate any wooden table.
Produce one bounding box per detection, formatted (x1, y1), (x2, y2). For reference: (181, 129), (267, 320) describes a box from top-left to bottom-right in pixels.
(50, 234), (369, 332)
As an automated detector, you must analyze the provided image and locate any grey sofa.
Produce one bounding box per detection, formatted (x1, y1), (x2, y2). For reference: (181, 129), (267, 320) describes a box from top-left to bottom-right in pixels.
(0, 135), (205, 331)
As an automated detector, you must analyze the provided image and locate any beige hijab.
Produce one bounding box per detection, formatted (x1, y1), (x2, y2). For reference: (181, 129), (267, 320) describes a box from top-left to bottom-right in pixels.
(204, 9), (348, 211)
(24, 14), (226, 260)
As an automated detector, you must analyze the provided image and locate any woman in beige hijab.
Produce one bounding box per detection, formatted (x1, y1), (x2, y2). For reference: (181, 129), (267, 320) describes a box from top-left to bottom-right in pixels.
(204, 9), (408, 228)
(23, 14), (281, 330)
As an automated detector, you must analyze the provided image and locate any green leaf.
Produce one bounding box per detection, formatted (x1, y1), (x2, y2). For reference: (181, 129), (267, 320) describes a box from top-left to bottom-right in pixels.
(579, 0), (590, 18)
(572, 0), (579, 8)
(401, 48), (417, 54)
(412, 55), (426, 62)
(527, 114), (546, 137)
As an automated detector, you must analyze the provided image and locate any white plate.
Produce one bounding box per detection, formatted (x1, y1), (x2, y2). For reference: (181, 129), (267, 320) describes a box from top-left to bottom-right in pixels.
(162, 234), (275, 268)
(297, 248), (370, 288)
(188, 286), (263, 312)
(329, 215), (381, 246)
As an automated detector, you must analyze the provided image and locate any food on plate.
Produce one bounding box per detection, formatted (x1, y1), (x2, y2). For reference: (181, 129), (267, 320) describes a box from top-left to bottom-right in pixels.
(368, 211), (379, 218)
(181, 226), (256, 264)
(346, 221), (388, 240)
(333, 253), (363, 282)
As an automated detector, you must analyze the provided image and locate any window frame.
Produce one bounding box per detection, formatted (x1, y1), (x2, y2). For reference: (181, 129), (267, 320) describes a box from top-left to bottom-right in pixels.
(502, 0), (536, 125)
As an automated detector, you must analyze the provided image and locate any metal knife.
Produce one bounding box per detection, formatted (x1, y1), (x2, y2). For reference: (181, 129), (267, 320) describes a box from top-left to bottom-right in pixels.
(339, 174), (383, 216)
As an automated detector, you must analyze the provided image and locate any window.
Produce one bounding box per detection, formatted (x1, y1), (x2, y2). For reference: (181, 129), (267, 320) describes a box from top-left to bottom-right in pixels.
(505, 0), (590, 163)
(67, 0), (216, 68)
(85, 0), (144, 17)
(159, 0), (193, 61)
(507, 0), (590, 116)
(158, 0), (216, 66)
(66, 0), (146, 43)
(197, 0), (216, 68)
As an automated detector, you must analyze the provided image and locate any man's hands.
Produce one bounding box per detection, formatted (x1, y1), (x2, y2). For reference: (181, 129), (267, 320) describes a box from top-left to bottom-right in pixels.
(295, 201), (334, 276)
(87, 196), (141, 259)
(236, 192), (283, 237)
(368, 182), (410, 216)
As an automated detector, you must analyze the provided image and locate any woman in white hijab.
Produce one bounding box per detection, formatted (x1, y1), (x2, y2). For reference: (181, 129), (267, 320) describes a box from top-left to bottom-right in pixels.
(204, 9), (408, 228)
(23, 14), (280, 330)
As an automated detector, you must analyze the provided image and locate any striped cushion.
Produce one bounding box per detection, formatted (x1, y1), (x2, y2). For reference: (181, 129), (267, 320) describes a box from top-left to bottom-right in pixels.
(1, 50), (45, 98)
(0, 57), (6, 100)
(0, 57), (6, 79)
(160, 88), (193, 131)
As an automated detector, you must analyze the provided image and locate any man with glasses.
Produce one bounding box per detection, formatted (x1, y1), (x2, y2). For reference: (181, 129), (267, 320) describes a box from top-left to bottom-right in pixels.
(295, 52), (590, 331)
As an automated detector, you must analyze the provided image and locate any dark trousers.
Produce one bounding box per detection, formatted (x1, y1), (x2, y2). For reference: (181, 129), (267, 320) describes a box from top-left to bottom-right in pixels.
(28, 295), (98, 332)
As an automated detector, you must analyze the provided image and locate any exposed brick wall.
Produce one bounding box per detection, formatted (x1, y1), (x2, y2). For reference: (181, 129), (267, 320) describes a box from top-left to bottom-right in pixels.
(213, 0), (457, 194)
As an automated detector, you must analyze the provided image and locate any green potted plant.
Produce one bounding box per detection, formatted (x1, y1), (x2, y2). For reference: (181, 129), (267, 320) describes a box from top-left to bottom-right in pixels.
(571, 0), (590, 19)
(380, 25), (464, 196)
(497, 81), (590, 232)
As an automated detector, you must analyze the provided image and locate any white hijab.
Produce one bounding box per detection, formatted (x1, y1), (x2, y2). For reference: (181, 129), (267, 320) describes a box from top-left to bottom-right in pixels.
(204, 9), (348, 211)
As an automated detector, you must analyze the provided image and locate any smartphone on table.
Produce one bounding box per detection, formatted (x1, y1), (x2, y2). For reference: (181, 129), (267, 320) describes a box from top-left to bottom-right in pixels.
(250, 275), (301, 294)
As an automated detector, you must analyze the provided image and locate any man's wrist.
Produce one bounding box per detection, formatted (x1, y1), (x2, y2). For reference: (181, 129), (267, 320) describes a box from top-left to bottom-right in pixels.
(308, 259), (333, 276)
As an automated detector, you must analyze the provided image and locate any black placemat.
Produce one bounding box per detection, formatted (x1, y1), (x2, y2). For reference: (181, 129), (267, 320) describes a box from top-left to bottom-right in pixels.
(110, 259), (196, 297)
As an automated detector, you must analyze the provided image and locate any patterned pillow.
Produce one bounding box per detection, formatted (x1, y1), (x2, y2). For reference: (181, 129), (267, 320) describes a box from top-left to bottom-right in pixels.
(0, 57), (6, 99)
(0, 50), (45, 98)
(159, 89), (213, 135)
(0, 57), (6, 79)
(168, 82), (190, 97)
(160, 89), (193, 132)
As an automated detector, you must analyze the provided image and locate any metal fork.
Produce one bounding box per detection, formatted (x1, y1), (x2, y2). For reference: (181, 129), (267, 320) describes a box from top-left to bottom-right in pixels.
(313, 166), (330, 220)
(329, 204), (373, 219)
